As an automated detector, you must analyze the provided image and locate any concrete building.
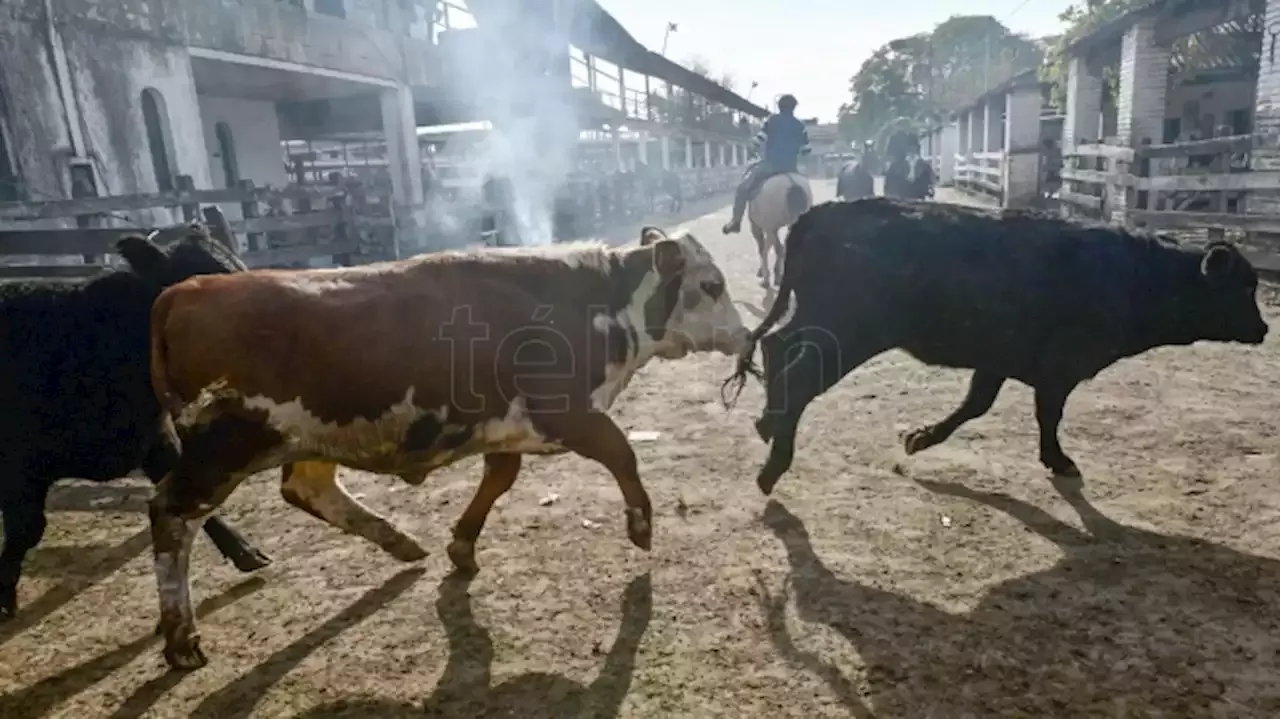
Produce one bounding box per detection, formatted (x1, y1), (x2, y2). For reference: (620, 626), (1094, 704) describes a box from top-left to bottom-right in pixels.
(0, 0), (763, 242)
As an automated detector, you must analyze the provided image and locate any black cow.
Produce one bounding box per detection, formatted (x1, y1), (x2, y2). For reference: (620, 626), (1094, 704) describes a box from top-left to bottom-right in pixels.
(835, 161), (874, 201)
(910, 157), (935, 199)
(723, 198), (1268, 494)
(0, 227), (270, 620)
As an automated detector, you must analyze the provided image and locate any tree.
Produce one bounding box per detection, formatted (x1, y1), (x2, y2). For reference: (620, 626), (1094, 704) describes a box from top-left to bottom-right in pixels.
(1041, 0), (1141, 108)
(838, 15), (1044, 147)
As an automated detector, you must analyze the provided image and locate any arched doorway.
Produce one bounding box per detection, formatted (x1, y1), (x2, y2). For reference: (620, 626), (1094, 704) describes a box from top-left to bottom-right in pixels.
(141, 88), (175, 191)
(214, 121), (239, 188)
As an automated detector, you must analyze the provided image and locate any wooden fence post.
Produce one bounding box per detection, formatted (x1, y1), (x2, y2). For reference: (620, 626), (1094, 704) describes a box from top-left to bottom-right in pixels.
(176, 175), (198, 223)
(201, 205), (240, 257)
(238, 179), (262, 251)
(267, 195), (288, 251)
(68, 160), (101, 264)
(330, 192), (353, 266)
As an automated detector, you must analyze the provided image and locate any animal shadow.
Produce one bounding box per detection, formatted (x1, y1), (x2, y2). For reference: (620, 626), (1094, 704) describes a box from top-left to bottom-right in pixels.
(0, 529), (153, 647)
(183, 567), (427, 719)
(0, 576), (265, 719)
(757, 480), (1280, 718)
(3, 482), (181, 646)
(298, 572), (654, 718)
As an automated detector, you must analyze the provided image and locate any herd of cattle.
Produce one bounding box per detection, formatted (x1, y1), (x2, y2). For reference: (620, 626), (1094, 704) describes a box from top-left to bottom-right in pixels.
(0, 193), (1269, 675)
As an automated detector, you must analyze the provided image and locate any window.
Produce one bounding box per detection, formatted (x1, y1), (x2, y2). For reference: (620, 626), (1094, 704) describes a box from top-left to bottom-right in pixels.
(0, 120), (16, 202)
(140, 88), (175, 191)
(214, 121), (239, 187)
(314, 0), (345, 18)
(1227, 109), (1251, 136)
(0, 86), (18, 201)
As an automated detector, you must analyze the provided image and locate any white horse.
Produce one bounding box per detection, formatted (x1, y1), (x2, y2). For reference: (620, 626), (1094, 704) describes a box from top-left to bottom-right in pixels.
(748, 172), (812, 289)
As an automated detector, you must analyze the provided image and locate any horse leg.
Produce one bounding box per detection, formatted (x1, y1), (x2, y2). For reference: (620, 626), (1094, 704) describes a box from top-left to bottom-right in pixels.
(770, 228), (784, 286)
(751, 223), (769, 287)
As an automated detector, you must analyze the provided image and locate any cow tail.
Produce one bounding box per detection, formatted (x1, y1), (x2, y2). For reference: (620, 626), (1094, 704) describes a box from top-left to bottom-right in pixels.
(149, 288), (182, 418)
(720, 206), (812, 409)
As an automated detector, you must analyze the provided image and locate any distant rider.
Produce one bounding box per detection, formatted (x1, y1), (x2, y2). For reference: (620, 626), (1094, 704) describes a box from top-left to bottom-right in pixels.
(722, 94), (810, 234)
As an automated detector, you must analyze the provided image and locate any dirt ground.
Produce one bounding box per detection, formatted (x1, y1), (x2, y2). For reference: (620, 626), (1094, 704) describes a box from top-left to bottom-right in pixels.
(3, 182), (1280, 718)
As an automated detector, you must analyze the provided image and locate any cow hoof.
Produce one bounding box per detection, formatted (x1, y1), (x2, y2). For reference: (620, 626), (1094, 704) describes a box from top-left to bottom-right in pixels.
(626, 508), (652, 551)
(754, 416), (774, 443)
(902, 428), (935, 455)
(1044, 458), (1081, 478)
(0, 604), (13, 623)
(163, 634), (207, 671)
(446, 539), (479, 576)
(387, 537), (429, 563)
(756, 469), (780, 496)
(229, 547), (273, 573)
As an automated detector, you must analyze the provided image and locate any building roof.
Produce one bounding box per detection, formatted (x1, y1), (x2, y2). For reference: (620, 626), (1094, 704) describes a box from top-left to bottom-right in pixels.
(466, 0), (770, 118)
(949, 67), (1046, 118)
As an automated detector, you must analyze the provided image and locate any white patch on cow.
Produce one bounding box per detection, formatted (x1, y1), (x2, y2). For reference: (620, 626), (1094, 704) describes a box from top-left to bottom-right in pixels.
(229, 387), (426, 467)
(155, 518), (200, 621)
(471, 240), (613, 273)
(585, 230), (748, 411)
(474, 396), (559, 453)
(279, 275), (356, 294)
(587, 261), (668, 413)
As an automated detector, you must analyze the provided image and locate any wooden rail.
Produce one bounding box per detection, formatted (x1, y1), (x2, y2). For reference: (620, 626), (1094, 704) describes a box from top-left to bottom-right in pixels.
(954, 151), (1004, 198)
(0, 175), (392, 279)
(1052, 133), (1280, 273)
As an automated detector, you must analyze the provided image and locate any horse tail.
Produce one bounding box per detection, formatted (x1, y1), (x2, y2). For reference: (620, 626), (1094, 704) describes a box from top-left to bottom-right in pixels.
(785, 181), (809, 219)
(721, 201), (814, 409)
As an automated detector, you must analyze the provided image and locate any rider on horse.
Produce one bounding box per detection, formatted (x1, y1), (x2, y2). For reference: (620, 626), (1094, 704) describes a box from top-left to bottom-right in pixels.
(722, 94), (810, 235)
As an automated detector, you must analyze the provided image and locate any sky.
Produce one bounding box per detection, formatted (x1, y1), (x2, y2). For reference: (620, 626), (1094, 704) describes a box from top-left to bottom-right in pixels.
(597, 0), (1079, 123)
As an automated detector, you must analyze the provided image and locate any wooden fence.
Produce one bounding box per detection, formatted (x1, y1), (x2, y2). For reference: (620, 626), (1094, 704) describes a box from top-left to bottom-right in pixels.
(1056, 133), (1280, 271)
(953, 151), (1005, 200)
(0, 165), (742, 279)
(0, 175), (396, 279)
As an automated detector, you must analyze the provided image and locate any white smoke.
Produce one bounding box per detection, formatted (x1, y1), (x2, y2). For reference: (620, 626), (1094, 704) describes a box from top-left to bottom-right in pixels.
(438, 0), (581, 246)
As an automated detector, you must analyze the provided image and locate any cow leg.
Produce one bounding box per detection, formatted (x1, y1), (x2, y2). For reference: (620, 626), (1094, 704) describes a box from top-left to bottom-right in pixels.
(140, 432), (271, 572)
(1033, 382), (1080, 476)
(150, 415), (284, 670)
(754, 328), (794, 442)
(903, 371), (1006, 455)
(751, 224), (769, 284)
(0, 481), (50, 621)
(280, 461), (427, 562)
(150, 469), (250, 671)
(552, 414), (652, 551)
(447, 453), (522, 576)
(757, 329), (880, 495)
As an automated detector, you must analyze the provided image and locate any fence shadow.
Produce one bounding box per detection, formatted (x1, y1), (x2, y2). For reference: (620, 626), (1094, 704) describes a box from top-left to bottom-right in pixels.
(183, 567), (427, 719)
(296, 572), (654, 718)
(0, 576), (265, 718)
(757, 479), (1280, 717)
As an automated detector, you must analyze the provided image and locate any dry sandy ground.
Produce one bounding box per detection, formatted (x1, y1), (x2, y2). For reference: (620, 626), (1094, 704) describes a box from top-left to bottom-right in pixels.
(2, 183), (1279, 718)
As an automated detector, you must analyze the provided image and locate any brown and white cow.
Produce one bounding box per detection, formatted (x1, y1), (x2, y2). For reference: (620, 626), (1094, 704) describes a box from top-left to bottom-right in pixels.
(147, 226), (748, 670)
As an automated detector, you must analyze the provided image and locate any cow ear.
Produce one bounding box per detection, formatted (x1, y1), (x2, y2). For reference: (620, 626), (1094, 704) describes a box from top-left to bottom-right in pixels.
(115, 235), (169, 280)
(651, 238), (685, 277)
(1201, 244), (1236, 280)
(640, 226), (666, 246)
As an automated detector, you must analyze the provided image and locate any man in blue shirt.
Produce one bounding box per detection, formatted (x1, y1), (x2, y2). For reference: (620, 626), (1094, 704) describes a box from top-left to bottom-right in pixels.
(722, 94), (810, 235)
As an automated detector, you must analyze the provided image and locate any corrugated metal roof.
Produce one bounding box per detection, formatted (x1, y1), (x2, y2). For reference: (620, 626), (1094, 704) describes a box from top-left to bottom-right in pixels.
(465, 0), (769, 118)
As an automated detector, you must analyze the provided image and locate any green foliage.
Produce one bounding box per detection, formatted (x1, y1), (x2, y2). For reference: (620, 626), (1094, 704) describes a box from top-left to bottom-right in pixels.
(838, 15), (1045, 147)
(1041, 0), (1144, 107)
(648, 57), (755, 136)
